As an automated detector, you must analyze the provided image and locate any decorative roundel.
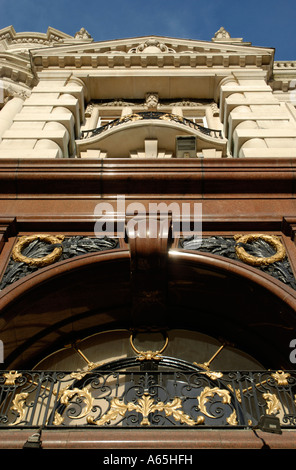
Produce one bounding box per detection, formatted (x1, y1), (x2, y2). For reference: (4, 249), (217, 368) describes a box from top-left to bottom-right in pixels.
(12, 234), (65, 268)
(234, 233), (286, 267)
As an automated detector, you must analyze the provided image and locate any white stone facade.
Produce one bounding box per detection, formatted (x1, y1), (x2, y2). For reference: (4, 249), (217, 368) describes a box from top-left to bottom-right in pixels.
(0, 25), (295, 159)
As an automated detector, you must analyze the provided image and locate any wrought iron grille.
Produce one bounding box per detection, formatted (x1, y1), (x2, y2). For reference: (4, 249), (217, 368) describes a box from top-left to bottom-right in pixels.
(1, 365), (296, 429)
(80, 111), (223, 140)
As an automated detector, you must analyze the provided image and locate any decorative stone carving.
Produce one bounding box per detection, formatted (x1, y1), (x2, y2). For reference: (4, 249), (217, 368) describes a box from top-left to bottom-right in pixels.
(214, 27), (231, 40)
(128, 39), (175, 54)
(0, 26), (73, 47)
(5, 85), (31, 101)
(85, 102), (94, 117)
(210, 102), (219, 116)
(167, 99), (208, 107)
(74, 28), (93, 40)
(212, 26), (247, 45)
(100, 99), (136, 107)
(145, 93), (159, 110)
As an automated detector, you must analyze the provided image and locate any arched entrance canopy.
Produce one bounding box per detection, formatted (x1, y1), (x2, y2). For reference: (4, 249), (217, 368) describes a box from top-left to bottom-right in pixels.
(0, 246), (295, 370)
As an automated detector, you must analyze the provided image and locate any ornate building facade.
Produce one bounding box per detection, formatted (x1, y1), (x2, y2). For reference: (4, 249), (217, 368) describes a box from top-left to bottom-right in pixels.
(0, 25), (296, 449)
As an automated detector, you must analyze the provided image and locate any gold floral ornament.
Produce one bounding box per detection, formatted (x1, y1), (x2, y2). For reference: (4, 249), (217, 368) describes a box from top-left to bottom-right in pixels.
(10, 392), (29, 426)
(234, 233), (286, 266)
(87, 392), (205, 427)
(2, 370), (22, 386)
(12, 234), (65, 268)
(271, 370), (290, 386)
(198, 386), (237, 425)
(263, 392), (281, 416)
(53, 387), (94, 425)
(87, 387), (238, 427)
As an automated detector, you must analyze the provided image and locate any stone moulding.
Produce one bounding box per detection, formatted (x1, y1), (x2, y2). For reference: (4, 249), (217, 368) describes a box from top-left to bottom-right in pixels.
(0, 26), (74, 46)
(0, 54), (37, 88)
(28, 35), (274, 76)
(32, 51), (273, 71)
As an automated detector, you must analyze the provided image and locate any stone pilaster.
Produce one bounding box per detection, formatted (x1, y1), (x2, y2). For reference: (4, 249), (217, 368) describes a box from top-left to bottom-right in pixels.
(219, 72), (296, 158)
(0, 74), (85, 158)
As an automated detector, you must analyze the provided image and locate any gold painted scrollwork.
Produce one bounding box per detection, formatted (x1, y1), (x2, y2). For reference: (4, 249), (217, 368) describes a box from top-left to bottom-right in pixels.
(263, 392), (281, 416)
(10, 392), (29, 426)
(197, 386), (237, 425)
(12, 234), (65, 267)
(234, 233), (286, 266)
(53, 387), (94, 425)
(87, 392), (205, 427)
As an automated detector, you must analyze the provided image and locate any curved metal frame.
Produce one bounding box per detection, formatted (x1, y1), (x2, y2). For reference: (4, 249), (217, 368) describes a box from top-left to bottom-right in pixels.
(80, 111), (223, 140)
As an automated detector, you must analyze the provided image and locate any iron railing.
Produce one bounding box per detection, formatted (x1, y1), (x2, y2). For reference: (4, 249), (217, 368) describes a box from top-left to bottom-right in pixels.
(0, 367), (295, 429)
(80, 111), (223, 140)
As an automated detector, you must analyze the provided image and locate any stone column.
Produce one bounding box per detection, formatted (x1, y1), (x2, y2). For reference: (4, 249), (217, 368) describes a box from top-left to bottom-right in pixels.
(218, 71), (296, 158)
(0, 96), (24, 141)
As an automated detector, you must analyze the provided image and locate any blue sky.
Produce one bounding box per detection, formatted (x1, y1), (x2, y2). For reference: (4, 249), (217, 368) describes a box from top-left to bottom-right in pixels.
(0, 0), (295, 60)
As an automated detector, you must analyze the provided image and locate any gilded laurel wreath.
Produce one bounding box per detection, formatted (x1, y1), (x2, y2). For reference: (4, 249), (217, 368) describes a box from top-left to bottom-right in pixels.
(234, 233), (286, 266)
(12, 234), (65, 268)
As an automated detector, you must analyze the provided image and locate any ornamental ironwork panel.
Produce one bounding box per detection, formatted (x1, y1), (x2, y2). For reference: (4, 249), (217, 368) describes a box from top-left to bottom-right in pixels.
(179, 235), (296, 291)
(0, 367), (296, 429)
(0, 235), (119, 291)
(80, 111), (223, 140)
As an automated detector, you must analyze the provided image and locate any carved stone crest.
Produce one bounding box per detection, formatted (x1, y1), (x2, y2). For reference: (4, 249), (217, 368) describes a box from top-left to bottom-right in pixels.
(74, 28), (92, 40)
(145, 93), (159, 110)
(128, 39), (175, 54)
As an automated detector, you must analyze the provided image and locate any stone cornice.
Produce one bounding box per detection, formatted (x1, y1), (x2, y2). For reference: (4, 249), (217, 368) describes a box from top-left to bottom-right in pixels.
(30, 35), (273, 55)
(0, 26), (74, 48)
(0, 52), (37, 88)
(270, 61), (296, 92)
(274, 61), (296, 69)
(30, 36), (274, 76)
(0, 32), (275, 81)
(0, 157), (295, 198)
(32, 51), (273, 72)
(273, 61), (296, 79)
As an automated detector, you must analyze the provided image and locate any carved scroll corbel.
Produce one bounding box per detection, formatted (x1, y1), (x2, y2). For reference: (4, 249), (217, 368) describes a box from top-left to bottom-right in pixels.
(127, 216), (172, 327)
